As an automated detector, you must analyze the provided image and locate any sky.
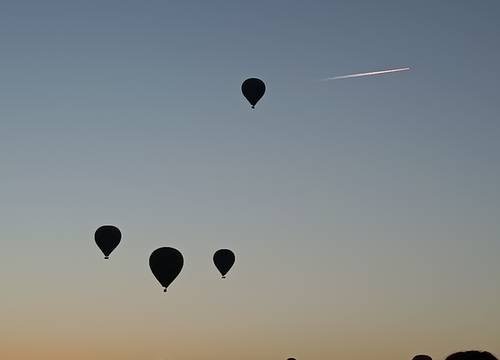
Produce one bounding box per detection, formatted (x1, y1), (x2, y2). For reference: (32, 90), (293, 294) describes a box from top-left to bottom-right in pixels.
(0, 1), (499, 359)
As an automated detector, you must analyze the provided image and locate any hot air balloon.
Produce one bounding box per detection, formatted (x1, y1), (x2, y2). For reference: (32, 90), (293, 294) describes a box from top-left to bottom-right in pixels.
(413, 356), (432, 360)
(241, 78), (265, 109)
(213, 249), (235, 279)
(94, 225), (121, 259)
(446, 352), (496, 360)
(149, 247), (184, 292)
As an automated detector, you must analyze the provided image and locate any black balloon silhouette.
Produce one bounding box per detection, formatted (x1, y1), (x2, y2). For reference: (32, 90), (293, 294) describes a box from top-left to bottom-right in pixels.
(149, 247), (184, 292)
(213, 249), (235, 279)
(413, 356), (432, 360)
(242, 78), (266, 109)
(94, 225), (121, 259)
(446, 352), (497, 360)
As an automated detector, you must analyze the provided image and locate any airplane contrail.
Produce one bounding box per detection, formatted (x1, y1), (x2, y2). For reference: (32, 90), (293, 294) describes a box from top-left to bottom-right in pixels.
(322, 67), (411, 81)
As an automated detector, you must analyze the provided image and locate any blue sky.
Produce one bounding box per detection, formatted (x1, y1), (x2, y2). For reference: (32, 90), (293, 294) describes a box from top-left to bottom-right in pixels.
(0, 1), (499, 359)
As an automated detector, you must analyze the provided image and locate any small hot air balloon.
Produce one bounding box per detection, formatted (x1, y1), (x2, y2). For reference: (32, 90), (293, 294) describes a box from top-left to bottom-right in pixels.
(242, 78), (266, 109)
(94, 225), (121, 259)
(213, 249), (235, 279)
(413, 356), (432, 360)
(149, 247), (184, 292)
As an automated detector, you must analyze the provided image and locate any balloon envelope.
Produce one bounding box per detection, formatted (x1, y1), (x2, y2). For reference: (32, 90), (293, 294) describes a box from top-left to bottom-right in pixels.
(213, 249), (235, 278)
(149, 247), (184, 292)
(241, 78), (265, 109)
(94, 225), (121, 259)
(413, 356), (432, 360)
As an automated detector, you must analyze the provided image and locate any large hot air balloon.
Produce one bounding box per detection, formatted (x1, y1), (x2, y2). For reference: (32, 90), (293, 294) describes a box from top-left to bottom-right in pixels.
(241, 78), (266, 109)
(94, 225), (121, 259)
(149, 247), (184, 292)
(213, 249), (235, 279)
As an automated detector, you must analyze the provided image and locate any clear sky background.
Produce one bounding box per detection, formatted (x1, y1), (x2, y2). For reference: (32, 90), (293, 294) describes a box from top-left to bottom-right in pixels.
(0, 1), (499, 359)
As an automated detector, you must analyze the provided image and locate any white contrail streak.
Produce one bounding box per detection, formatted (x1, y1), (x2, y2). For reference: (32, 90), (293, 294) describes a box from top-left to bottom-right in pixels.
(322, 67), (411, 81)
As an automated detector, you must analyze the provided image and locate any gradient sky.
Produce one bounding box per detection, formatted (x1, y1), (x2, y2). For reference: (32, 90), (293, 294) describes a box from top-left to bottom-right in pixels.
(1, 1), (499, 360)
